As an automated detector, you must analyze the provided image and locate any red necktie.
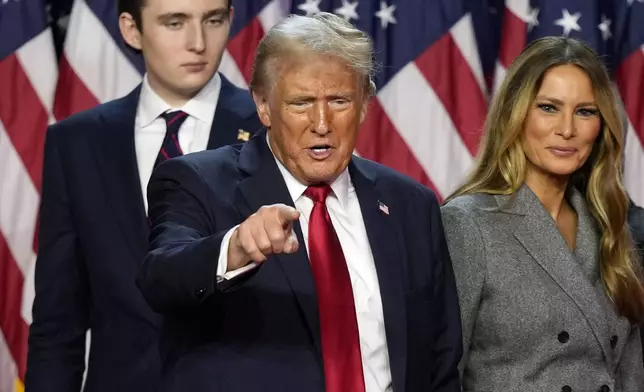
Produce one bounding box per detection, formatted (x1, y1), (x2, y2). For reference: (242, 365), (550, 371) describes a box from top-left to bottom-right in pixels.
(304, 184), (366, 392)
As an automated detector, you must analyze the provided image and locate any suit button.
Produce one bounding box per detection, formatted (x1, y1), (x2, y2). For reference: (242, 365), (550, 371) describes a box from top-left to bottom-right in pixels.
(195, 288), (206, 299)
(610, 335), (618, 348)
(598, 385), (610, 392)
(558, 331), (569, 343)
(562, 386), (572, 392)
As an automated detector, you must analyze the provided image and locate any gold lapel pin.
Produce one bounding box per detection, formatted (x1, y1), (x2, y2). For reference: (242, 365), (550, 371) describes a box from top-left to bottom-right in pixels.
(237, 129), (250, 141)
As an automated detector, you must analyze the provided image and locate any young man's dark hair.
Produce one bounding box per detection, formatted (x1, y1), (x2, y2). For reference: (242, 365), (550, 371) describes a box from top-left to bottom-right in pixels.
(118, 0), (232, 31)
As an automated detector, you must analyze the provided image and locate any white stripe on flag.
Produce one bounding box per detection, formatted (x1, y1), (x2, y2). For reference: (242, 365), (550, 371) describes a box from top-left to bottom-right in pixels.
(377, 63), (473, 198)
(450, 14), (487, 96)
(257, 0), (289, 32)
(219, 50), (249, 89)
(0, 329), (17, 392)
(506, 0), (532, 22)
(65, 0), (142, 103)
(0, 119), (39, 278)
(16, 28), (58, 124)
(624, 121), (644, 207)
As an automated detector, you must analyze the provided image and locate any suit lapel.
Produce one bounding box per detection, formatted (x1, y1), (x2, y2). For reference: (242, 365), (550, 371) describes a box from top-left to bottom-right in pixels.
(206, 75), (255, 149)
(234, 130), (322, 359)
(349, 159), (408, 392)
(91, 86), (149, 259)
(499, 185), (612, 363)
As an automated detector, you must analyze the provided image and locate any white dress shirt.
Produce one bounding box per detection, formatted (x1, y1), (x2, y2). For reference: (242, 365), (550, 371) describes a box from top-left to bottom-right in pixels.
(216, 137), (393, 391)
(134, 73), (221, 211)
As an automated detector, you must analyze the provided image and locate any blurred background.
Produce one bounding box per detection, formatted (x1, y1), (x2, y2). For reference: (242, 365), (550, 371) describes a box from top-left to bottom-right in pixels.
(1, 0), (643, 391)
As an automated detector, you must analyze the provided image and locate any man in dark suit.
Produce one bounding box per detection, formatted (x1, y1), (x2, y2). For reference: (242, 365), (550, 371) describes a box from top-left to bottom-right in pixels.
(25, 0), (260, 391)
(628, 198), (644, 363)
(136, 12), (462, 392)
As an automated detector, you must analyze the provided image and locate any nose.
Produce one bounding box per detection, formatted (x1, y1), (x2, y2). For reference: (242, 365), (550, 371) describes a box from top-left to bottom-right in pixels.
(556, 109), (576, 139)
(310, 101), (331, 135)
(187, 21), (206, 53)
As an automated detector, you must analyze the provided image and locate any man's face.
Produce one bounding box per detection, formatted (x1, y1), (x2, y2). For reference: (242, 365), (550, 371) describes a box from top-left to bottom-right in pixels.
(125, 0), (232, 105)
(254, 54), (369, 185)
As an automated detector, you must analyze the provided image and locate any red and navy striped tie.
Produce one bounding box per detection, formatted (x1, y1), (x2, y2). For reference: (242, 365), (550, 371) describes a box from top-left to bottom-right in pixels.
(154, 110), (188, 169)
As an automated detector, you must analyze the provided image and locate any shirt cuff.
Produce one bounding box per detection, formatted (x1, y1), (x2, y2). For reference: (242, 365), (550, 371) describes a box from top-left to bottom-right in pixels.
(216, 225), (259, 283)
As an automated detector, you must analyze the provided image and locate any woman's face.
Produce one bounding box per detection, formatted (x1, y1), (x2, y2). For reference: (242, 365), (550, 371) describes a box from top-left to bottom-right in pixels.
(521, 64), (602, 180)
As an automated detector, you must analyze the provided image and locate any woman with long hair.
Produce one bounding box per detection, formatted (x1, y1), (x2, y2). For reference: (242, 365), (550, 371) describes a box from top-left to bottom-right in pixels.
(441, 36), (644, 391)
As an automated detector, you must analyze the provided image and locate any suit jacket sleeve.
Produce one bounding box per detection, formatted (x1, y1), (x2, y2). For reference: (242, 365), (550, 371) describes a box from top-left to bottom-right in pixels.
(25, 127), (90, 392)
(136, 157), (246, 314)
(440, 202), (486, 379)
(428, 197), (464, 391)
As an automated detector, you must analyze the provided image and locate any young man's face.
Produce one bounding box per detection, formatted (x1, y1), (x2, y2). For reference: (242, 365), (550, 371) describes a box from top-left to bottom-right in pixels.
(125, 0), (232, 105)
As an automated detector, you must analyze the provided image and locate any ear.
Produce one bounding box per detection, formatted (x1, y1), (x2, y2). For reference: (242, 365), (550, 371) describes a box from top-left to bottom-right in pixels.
(252, 91), (272, 128)
(119, 12), (142, 51)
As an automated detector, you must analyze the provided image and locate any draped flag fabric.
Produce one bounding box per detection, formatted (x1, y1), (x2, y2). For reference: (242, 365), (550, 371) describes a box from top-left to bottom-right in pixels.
(0, 0), (58, 390)
(1, 0), (643, 391)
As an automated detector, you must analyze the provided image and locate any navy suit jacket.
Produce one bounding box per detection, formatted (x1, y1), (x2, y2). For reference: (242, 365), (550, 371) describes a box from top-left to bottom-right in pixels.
(627, 199), (644, 361)
(136, 129), (463, 391)
(25, 75), (262, 392)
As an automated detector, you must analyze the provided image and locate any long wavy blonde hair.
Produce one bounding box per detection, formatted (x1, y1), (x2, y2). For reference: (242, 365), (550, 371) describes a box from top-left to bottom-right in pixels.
(445, 36), (644, 323)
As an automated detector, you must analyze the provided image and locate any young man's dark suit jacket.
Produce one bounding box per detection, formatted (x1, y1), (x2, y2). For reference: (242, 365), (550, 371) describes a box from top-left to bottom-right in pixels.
(627, 199), (644, 363)
(135, 128), (463, 391)
(25, 75), (262, 392)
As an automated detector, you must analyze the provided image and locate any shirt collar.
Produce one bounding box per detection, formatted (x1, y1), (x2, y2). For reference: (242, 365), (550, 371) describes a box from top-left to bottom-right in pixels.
(266, 133), (351, 209)
(137, 72), (222, 127)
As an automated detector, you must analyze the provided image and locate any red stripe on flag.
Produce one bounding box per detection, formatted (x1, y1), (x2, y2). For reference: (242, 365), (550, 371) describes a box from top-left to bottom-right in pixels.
(0, 233), (29, 381)
(53, 54), (100, 121)
(0, 53), (48, 191)
(226, 18), (265, 83)
(415, 34), (487, 156)
(498, 7), (527, 68)
(356, 99), (441, 200)
(616, 49), (644, 149)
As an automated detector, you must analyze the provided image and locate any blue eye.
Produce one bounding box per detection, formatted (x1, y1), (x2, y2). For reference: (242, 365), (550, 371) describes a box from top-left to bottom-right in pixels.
(537, 103), (557, 113)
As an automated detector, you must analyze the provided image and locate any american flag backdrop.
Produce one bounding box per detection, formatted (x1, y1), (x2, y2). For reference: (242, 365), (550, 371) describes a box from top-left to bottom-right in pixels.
(0, 0), (643, 390)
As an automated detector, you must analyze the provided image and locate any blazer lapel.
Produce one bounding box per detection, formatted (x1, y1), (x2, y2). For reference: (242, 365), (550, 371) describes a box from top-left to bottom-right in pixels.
(499, 184), (612, 363)
(206, 75), (255, 149)
(91, 86), (149, 259)
(234, 130), (322, 360)
(349, 159), (408, 392)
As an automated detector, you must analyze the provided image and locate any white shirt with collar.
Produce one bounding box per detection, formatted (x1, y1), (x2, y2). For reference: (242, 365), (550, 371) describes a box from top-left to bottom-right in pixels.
(135, 72), (221, 211)
(216, 135), (393, 391)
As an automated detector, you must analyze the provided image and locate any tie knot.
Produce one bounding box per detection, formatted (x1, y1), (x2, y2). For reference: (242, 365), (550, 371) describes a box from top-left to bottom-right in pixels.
(304, 184), (333, 204)
(161, 110), (188, 133)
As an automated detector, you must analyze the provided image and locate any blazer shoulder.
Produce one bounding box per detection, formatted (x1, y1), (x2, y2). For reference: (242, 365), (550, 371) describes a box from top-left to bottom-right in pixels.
(441, 193), (496, 215)
(46, 89), (138, 140)
(159, 144), (242, 179)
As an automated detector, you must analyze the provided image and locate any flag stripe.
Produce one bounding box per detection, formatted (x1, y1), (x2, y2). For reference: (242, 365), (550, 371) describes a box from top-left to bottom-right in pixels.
(64, 0), (140, 104)
(0, 232), (28, 381)
(415, 34), (487, 156)
(0, 329), (18, 392)
(377, 62), (473, 198)
(53, 55), (100, 120)
(226, 18), (266, 83)
(0, 54), (48, 190)
(356, 100), (436, 193)
(498, 7), (527, 69)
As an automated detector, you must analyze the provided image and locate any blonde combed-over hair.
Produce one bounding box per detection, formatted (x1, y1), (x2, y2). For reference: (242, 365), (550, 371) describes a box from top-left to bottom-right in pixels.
(249, 12), (376, 97)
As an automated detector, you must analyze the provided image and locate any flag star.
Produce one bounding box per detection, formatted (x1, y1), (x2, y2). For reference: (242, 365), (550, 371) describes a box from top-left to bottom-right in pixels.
(627, 0), (644, 5)
(298, 0), (321, 16)
(335, 0), (359, 22)
(598, 15), (611, 41)
(554, 9), (582, 36)
(527, 7), (539, 32)
(375, 1), (396, 29)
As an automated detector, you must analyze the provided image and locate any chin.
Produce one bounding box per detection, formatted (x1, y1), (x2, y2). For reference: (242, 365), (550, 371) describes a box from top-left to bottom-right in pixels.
(543, 164), (579, 177)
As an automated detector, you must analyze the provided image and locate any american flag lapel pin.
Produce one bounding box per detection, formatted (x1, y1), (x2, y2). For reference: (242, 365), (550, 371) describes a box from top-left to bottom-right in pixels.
(378, 200), (389, 215)
(237, 129), (250, 141)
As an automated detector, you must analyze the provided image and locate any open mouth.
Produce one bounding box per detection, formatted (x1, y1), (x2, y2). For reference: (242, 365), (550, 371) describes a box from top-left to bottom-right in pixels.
(308, 144), (333, 159)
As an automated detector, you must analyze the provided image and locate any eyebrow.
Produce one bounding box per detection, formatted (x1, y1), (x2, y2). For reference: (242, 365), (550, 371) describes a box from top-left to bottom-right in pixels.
(157, 8), (229, 22)
(535, 95), (597, 107)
